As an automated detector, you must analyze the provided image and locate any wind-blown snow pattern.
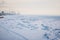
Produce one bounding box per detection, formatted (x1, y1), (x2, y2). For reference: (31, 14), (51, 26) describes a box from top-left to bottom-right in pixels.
(0, 14), (60, 40)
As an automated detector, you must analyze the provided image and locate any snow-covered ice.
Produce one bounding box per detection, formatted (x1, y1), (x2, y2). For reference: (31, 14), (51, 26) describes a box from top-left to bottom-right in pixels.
(0, 14), (60, 40)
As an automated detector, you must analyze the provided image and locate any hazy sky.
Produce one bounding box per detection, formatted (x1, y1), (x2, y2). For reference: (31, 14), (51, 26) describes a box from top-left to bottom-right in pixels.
(0, 0), (60, 15)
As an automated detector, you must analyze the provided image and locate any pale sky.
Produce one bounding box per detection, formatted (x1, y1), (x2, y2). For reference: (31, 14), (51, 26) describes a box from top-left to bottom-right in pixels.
(0, 0), (60, 16)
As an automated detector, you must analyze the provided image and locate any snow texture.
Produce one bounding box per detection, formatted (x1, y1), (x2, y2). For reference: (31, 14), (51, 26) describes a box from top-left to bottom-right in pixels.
(0, 13), (60, 40)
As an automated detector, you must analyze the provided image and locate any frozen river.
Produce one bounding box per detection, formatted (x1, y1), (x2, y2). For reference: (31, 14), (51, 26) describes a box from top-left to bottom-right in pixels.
(0, 14), (60, 40)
